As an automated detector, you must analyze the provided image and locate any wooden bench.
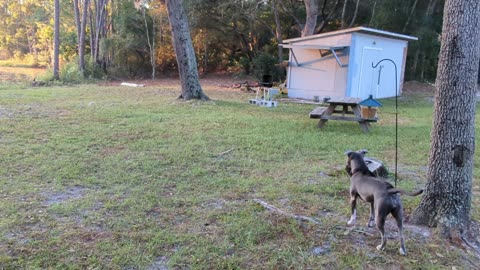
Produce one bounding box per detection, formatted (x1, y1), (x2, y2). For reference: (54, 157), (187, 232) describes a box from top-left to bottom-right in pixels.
(309, 107), (328, 118)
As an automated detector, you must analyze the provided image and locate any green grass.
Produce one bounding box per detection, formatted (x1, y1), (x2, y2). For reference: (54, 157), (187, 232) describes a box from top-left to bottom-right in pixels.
(0, 82), (479, 269)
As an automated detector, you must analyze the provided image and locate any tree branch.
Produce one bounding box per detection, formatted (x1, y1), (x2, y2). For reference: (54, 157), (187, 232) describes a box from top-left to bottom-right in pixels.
(253, 199), (321, 224)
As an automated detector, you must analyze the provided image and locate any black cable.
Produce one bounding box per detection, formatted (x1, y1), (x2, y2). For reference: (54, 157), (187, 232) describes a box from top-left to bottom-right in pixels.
(372, 59), (398, 187)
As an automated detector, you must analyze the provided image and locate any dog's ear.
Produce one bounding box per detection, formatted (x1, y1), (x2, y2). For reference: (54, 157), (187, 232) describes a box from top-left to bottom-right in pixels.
(345, 150), (353, 156)
(357, 149), (368, 156)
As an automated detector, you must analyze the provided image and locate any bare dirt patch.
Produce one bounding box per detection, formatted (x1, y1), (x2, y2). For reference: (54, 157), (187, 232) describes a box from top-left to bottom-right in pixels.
(0, 106), (14, 119)
(42, 186), (87, 206)
(403, 81), (435, 94)
(100, 77), (442, 96)
(97, 74), (254, 91)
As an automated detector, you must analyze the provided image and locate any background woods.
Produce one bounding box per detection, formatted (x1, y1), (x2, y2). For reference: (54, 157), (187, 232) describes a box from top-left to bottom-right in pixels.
(0, 0), (446, 81)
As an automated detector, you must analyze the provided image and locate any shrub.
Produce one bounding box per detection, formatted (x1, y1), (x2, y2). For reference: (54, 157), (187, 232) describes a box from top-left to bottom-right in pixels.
(60, 61), (83, 84)
(252, 53), (283, 82)
(36, 69), (55, 83)
(238, 56), (251, 75)
(84, 56), (105, 79)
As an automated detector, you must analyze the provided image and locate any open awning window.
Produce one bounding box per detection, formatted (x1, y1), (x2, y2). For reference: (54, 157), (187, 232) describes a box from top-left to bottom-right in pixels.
(279, 44), (349, 68)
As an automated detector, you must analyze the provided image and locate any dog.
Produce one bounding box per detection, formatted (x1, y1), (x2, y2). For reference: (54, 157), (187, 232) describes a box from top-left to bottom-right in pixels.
(345, 149), (375, 177)
(345, 150), (423, 255)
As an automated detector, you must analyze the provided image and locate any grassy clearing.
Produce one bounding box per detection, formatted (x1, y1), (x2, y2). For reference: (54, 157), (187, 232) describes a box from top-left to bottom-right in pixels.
(0, 66), (47, 85)
(0, 81), (479, 269)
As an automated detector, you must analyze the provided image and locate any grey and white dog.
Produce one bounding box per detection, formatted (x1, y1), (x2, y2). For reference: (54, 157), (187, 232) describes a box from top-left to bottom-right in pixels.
(345, 150), (423, 255)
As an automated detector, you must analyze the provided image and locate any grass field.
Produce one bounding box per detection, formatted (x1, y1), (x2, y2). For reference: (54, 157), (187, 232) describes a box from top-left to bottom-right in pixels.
(1, 78), (480, 269)
(0, 66), (46, 84)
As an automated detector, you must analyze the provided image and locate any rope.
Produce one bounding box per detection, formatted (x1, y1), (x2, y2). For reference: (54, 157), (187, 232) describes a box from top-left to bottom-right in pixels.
(372, 59), (398, 187)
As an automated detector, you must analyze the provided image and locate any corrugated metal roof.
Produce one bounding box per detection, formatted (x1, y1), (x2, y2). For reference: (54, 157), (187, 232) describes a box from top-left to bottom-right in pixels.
(283, 26), (418, 43)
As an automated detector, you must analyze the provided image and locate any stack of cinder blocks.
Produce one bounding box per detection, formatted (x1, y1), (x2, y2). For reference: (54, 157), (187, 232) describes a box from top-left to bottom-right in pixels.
(249, 88), (279, 107)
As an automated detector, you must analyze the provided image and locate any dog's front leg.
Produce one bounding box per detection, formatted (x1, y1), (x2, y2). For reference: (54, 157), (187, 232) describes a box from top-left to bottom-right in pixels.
(347, 195), (357, 225)
(367, 202), (375, 227)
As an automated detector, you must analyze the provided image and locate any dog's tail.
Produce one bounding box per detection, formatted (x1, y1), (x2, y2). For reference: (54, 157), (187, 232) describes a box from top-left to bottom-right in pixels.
(388, 188), (424, 196)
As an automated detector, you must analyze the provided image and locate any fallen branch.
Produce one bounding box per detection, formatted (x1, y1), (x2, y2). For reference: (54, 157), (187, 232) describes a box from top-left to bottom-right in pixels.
(217, 148), (235, 157)
(253, 199), (320, 225)
(352, 229), (375, 236)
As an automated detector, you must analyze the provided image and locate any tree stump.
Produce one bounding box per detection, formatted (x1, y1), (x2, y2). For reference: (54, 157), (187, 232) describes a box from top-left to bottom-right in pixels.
(363, 157), (389, 178)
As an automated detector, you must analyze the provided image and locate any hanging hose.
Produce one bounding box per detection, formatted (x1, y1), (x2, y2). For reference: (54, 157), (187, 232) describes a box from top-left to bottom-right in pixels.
(371, 59), (398, 187)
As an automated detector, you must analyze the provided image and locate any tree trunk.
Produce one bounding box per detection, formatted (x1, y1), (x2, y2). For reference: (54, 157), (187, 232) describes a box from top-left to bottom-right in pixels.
(91, 0), (108, 66)
(410, 0), (480, 238)
(340, 0), (348, 29)
(276, 0), (303, 34)
(74, 0), (81, 43)
(348, 0), (360, 28)
(272, 0), (283, 62)
(411, 48), (420, 79)
(368, 0), (376, 27)
(75, 0), (90, 76)
(478, 61), (480, 83)
(402, 0), (419, 33)
(53, 0), (60, 80)
(315, 0), (340, 34)
(165, 0), (209, 100)
(79, 0), (89, 75)
(415, 0), (439, 81)
(302, 0), (319, 37)
(142, 6), (156, 80)
(419, 52), (426, 81)
(89, 6), (94, 61)
(203, 29), (207, 73)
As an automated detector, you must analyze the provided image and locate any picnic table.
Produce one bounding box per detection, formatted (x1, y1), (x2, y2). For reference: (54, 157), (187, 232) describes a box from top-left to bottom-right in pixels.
(309, 97), (378, 132)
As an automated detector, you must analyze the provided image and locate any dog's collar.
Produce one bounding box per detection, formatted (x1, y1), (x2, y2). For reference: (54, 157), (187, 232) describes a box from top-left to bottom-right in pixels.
(351, 168), (362, 175)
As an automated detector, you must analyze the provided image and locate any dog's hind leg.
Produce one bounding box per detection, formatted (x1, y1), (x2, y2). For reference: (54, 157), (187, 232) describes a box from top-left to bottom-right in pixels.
(367, 201), (375, 227)
(392, 206), (407, 255)
(375, 212), (387, 251)
(347, 195), (357, 225)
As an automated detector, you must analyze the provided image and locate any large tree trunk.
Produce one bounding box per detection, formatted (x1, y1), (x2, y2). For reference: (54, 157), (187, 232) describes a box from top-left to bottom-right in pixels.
(53, 0), (60, 80)
(410, 0), (480, 238)
(302, 0), (319, 37)
(165, 0), (209, 100)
